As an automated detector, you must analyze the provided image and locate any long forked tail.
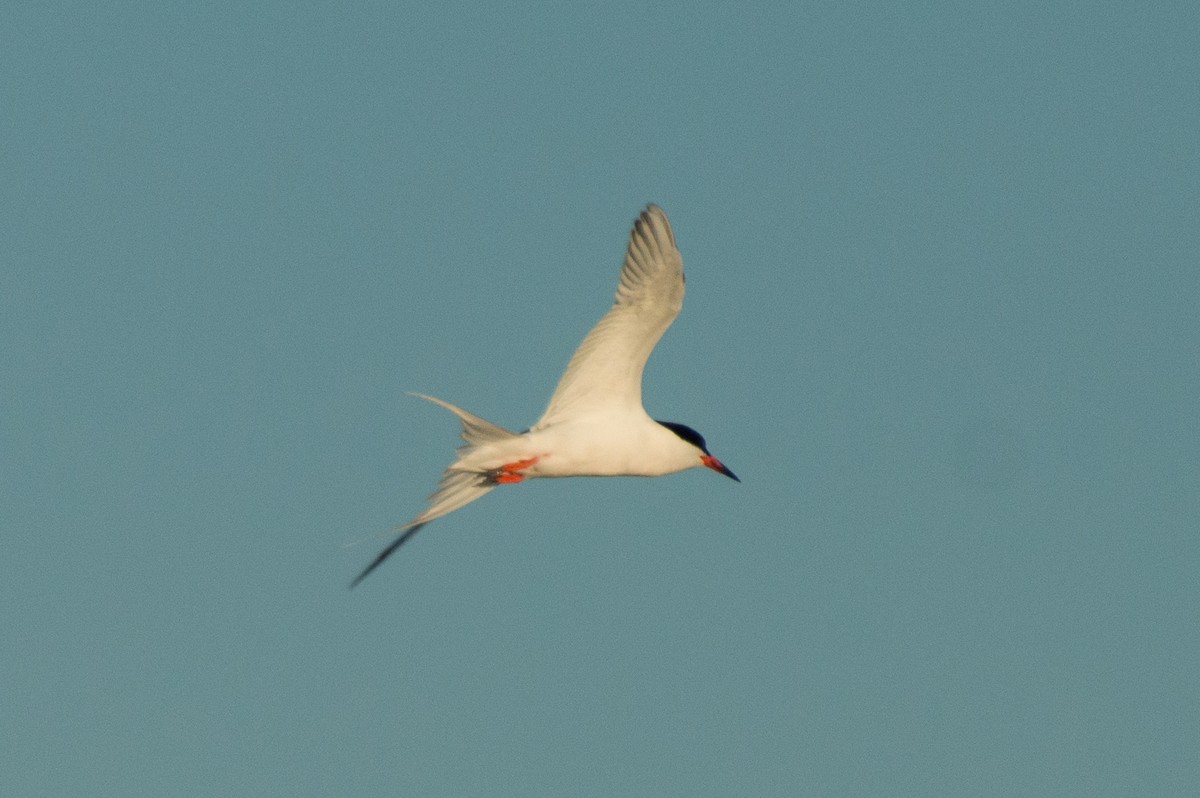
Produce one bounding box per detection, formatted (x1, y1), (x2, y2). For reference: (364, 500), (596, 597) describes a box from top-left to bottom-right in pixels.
(407, 393), (518, 448)
(349, 394), (520, 587)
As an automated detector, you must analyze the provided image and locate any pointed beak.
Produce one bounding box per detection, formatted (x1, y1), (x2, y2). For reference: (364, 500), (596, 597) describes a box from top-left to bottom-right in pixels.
(701, 454), (740, 482)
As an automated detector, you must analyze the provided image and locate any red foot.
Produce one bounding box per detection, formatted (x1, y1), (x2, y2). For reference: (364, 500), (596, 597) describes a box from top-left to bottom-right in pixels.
(490, 456), (539, 484)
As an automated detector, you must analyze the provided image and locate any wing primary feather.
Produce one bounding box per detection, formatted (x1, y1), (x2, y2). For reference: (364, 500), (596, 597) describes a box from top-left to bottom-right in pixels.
(533, 205), (685, 428)
(349, 524), (426, 588)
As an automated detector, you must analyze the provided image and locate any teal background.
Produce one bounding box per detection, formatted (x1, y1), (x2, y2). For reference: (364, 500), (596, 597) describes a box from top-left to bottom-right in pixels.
(3, 3), (1197, 795)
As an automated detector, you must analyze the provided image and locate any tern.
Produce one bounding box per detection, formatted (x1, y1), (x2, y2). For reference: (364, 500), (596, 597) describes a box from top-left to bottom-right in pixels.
(352, 205), (738, 586)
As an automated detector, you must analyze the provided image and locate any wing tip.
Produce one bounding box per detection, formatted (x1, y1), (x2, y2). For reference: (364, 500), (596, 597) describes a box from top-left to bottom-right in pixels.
(639, 202), (670, 227)
(349, 523), (426, 588)
(633, 204), (676, 251)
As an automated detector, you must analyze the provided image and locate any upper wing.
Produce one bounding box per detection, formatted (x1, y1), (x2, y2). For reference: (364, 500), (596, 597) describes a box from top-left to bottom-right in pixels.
(532, 205), (684, 429)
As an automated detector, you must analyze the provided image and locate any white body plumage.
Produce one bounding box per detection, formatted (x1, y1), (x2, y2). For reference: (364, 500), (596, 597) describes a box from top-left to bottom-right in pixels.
(352, 205), (738, 586)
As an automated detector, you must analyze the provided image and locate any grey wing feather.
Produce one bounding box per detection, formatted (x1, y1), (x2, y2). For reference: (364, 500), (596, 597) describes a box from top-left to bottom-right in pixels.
(533, 205), (684, 428)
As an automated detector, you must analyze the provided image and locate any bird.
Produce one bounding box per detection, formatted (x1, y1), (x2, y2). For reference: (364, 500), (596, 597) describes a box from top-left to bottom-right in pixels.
(351, 204), (738, 586)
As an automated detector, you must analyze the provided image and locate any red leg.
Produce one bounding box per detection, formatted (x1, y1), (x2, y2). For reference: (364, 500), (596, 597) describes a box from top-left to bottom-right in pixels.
(489, 456), (539, 484)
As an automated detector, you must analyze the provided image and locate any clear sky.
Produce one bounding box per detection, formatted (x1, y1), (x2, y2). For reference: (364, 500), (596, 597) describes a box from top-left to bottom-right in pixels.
(3, 2), (1197, 796)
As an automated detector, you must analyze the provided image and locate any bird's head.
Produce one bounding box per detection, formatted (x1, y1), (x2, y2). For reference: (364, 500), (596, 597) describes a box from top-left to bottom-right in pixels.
(656, 421), (739, 482)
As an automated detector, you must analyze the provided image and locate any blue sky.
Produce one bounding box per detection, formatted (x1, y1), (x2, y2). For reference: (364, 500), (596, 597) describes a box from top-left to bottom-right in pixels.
(3, 2), (1197, 795)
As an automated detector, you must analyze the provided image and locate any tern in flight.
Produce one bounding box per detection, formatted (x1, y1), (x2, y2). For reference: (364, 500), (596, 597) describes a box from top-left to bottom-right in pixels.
(352, 205), (738, 586)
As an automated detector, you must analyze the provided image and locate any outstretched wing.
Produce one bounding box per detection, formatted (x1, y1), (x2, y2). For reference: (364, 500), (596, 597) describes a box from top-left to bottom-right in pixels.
(533, 205), (684, 429)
